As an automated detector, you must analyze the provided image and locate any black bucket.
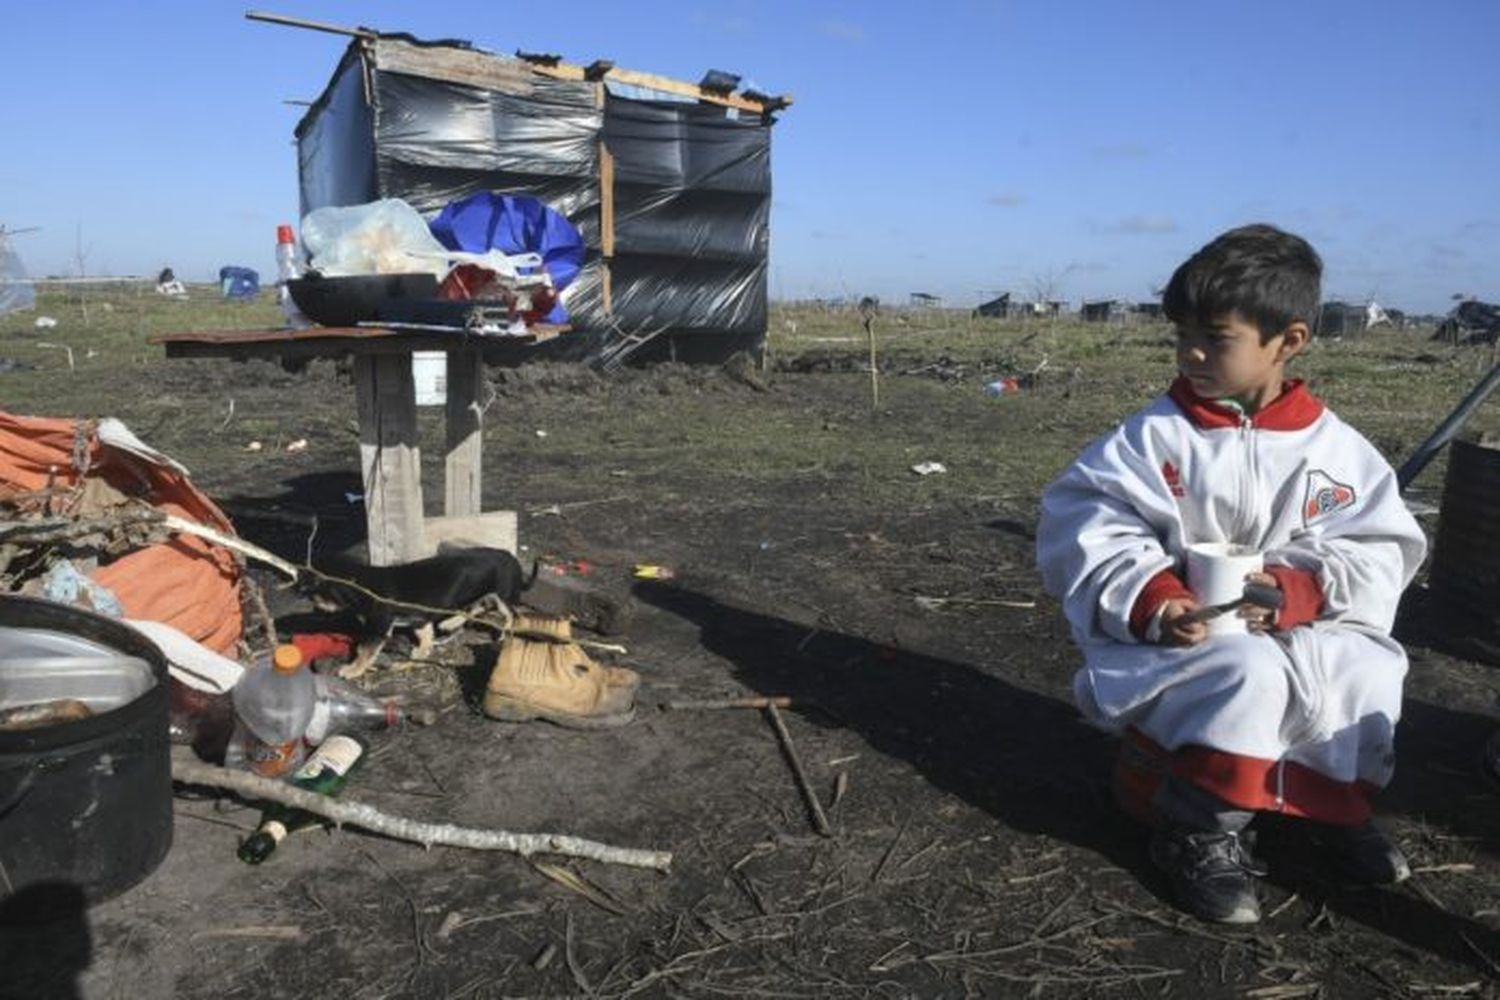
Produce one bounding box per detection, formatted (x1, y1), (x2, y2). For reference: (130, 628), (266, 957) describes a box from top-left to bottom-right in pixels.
(1428, 437), (1500, 664)
(0, 596), (173, 920)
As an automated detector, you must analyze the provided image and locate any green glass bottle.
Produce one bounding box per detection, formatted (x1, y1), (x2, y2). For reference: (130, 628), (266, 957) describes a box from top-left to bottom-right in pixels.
(237, 734), (366, 865)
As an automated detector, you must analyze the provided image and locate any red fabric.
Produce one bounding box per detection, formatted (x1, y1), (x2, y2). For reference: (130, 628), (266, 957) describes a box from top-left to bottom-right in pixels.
(1130, 568), (1194, 639)
(1265, 565), (1324, 629)
(0, 411), (243, 654)
(1116, 727), (1376, 827)
(290, 632), (356, 663)
(1168, 377), (1325, 431)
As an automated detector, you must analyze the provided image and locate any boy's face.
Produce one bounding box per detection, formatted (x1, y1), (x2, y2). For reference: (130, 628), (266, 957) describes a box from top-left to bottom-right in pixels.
(1174, 312), (1300, 403)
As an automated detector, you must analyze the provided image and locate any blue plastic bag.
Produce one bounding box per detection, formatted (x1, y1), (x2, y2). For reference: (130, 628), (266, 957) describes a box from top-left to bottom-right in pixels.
(218, 266), (260, 300)
(428, 193), (585, 324)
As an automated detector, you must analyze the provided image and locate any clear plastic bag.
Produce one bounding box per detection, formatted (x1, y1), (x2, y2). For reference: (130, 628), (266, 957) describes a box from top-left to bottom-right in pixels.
(0, 240), (36, 315)
(299, 199), (450, 278)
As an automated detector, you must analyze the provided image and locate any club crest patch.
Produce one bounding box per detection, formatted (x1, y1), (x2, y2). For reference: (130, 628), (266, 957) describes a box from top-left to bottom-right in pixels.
(1303, 469), (1356, 525)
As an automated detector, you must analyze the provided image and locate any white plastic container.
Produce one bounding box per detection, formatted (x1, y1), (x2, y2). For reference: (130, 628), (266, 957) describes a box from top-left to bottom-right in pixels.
(1186, 542), (1264, 636)
(275, 223), (311, 330)
(413, 351), (447, 406)
(0, 626), (156, 714)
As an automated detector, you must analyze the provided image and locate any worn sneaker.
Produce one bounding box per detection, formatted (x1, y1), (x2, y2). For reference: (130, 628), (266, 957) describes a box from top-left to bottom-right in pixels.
(1149, 828), (1266, 924)
(1313, 821), (1410, 886)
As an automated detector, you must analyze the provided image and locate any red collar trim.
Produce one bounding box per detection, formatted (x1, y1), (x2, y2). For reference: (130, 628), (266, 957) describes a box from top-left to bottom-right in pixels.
(1168, 376), (1324, 431)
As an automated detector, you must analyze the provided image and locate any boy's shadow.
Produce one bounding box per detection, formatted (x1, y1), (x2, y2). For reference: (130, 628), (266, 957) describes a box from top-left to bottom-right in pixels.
(639, 582), (1500, 975)
(636, 583), (1152, 877)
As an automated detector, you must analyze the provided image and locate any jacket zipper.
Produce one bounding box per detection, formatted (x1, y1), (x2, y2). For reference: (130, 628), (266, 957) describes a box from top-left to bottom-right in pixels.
(1239, 416), (1256, 539)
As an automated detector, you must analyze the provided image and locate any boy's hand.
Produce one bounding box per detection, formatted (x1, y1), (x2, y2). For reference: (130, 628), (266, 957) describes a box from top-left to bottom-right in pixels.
(1238, 571), (1282, 633)
(1158, 598), (1209, 646)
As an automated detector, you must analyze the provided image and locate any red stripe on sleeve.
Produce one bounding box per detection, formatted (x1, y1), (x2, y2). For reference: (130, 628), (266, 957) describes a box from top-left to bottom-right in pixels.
(1265, 565), (1325, 629)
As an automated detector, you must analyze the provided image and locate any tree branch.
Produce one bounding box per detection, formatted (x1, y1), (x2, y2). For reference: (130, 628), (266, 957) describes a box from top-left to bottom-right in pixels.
(171, 748), (672, 872)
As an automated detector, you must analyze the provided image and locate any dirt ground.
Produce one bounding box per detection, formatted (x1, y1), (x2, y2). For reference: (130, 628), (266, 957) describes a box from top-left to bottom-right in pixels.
(3, 304), (1500, 999)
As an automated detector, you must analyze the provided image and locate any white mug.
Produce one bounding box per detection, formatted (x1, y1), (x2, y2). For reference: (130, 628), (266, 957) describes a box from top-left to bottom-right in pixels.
(1185, 542), (1264, 635)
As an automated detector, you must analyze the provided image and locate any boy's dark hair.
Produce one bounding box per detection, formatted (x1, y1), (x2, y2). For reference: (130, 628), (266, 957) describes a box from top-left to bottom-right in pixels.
(1162, 224), (1322, 342)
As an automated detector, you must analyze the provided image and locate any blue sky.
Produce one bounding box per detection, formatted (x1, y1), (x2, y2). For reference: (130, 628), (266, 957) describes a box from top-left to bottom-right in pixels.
(1, 1), (1496, 313)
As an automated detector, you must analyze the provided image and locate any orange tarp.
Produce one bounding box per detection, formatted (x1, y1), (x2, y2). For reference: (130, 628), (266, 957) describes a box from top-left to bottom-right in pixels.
(0, 411), (243, 654)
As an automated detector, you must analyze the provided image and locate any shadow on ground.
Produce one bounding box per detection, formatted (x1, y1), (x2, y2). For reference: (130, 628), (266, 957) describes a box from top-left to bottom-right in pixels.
(640, 580), (1500, 977)
(218, 470), (368, 566)
(0, 882), (91, 1000)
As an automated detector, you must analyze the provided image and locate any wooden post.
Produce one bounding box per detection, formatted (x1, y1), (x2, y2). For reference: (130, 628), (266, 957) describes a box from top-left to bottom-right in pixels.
(599, 140), (615, 315)
(354, 354), (425, 566)
(864, 315), (879, 410)
(444, 345), (484, 517)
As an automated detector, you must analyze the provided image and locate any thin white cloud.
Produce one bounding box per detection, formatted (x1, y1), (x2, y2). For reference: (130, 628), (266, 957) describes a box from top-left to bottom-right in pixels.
(1100, 215), (1178, 236)
(1092, 141), (1151, 161)
(819, 19), (866, 43)
(986, 192), (1026, 207)
(1457, 219), (1500, 238)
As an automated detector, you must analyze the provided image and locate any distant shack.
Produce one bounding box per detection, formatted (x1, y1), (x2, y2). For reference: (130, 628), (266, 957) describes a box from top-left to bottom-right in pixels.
(1317, 301), (1367, 339)
(973, 293), (1012, 318)
(1081, 299), (1122, 323)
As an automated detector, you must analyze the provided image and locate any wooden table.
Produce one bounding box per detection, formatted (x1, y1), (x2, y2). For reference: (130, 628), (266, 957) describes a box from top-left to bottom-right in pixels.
(153, 326), (560, 565)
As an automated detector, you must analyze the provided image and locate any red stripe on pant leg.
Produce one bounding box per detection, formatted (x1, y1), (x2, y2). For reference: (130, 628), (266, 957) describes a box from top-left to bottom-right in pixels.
(1118, 728), (1376, 826)
(1173, 745), (1374, 825)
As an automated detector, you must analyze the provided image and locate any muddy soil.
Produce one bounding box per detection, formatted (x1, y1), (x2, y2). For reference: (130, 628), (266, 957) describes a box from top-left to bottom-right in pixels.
(3, 354), (1499, 1000)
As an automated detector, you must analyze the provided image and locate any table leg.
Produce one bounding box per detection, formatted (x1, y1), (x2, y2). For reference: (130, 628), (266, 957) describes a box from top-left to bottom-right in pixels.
(353, 354), (425, 566)
(444, 346), (483, 517)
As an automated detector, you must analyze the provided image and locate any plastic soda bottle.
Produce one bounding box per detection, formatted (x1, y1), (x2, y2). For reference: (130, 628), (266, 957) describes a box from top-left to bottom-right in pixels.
(228, 644), (316, 778)
(303, 673), (403, 744)
(276, 223), (311, 329)
(237, 734), (366, 865)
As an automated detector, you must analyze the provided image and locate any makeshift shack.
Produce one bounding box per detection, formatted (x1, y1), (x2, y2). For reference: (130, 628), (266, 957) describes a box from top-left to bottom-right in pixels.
(1080, 299), (1121, 323)
(1317, 301), (1367, 339)
(1435, 299), (1500, 346)
(294, 31), (791, 364)
(973, 293), (1012, 319)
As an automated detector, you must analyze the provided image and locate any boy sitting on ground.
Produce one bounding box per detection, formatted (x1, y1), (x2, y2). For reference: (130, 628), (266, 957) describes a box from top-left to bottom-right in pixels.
(1036, 224), (1427, 924)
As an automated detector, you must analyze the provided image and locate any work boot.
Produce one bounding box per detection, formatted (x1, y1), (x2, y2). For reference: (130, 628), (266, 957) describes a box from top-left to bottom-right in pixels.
(510, 611), (573, 643)
(1311, 820), (1410, 886)
(1149, 827), (1266, 924)
(483, 636), (638, 728)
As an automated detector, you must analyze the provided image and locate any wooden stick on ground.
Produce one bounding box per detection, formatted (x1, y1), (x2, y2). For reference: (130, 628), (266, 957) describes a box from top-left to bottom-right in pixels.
(171, 748), (671, 871)
(661, 696), (794, 711)
(765, 703), (833, 837)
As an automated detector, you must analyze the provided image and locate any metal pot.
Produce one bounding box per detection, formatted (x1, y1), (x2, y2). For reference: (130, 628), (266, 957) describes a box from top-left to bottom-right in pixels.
(0, 596), (173, 918)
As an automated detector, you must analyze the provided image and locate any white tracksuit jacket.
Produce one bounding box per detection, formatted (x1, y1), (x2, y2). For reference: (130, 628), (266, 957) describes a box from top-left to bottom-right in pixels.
(1036, 378), (1427, 822)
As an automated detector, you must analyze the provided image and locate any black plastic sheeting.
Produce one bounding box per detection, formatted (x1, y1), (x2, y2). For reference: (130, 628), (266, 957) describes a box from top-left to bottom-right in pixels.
(297, 49), (377, 215)
(294, 39), (774, 364)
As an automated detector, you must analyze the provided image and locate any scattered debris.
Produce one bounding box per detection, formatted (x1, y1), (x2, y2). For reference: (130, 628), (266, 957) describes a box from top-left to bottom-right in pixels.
(911, 461), (947, 476)
(33, 315), (57, 329)
(285, 438), (308, 453)
(983, 376), (1021, 397)
(36, 341), (75, 371)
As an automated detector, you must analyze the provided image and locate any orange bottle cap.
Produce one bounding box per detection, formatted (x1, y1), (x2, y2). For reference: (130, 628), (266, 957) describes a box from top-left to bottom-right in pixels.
(271, 644), (303, 673)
